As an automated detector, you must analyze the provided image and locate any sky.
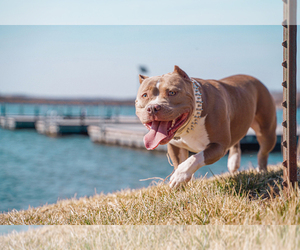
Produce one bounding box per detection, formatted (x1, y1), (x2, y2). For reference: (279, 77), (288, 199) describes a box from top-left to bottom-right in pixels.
(0, 1), (298, 99)
(0, 0), (286, 25)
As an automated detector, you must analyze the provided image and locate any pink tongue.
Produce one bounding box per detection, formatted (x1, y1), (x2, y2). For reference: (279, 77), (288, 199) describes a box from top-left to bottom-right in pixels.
(144, 121), (169, 150)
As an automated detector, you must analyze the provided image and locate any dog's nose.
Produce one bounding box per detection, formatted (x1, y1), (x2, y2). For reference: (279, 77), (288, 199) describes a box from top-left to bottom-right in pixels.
(146, 104), (161, 114)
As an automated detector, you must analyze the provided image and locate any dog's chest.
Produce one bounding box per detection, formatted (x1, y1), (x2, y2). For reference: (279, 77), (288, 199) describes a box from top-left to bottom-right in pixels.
(169, 115), (210, 153)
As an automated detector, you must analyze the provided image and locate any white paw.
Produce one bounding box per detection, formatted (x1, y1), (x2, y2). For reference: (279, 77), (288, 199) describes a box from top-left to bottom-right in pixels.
(169, 169), (192, 189)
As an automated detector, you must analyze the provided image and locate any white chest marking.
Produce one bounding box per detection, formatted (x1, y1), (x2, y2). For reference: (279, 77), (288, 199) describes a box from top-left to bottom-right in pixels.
(170, 115), (210, 153)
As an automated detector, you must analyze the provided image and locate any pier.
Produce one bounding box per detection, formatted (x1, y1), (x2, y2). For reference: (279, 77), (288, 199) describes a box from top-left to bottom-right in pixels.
(88, 122), (168, 152)
(0, 102), (134, 136)
(88, 122), (297, 153)
(0, 115), (38, 129)
(0, 102), (298, 152)
(0, 114), (102, 135)
(0, 113), (298, 152)
(35, 116), (101, 136)
(35, 115), (140, 136)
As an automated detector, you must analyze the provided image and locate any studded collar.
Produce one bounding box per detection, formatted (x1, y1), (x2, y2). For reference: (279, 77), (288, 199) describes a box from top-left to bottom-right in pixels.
(173, 79), (203, 140)
(185, 79), (203, 134)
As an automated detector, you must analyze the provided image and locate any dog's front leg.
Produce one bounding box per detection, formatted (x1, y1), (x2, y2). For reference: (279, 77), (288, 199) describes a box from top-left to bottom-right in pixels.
(167, 143), (189, 169)
(169, 143), (227, 188)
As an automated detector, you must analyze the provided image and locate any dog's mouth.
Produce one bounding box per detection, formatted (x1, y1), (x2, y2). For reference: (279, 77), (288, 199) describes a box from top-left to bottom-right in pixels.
(143, 112), (189, 150)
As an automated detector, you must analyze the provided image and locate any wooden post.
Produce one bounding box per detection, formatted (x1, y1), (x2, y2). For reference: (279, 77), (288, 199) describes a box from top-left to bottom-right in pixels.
(282, 0), (297, 193)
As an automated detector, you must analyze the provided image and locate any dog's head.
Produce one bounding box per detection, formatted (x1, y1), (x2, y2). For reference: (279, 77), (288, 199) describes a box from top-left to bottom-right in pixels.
(135, 65), (195, 150)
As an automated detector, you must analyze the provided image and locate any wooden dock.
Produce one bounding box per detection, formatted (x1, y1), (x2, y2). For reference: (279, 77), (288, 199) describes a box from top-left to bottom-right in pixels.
(35, 117), (99, 136)
(88, 123), (168, 152)
(87, 122), (299, 152)
(0, 115), (38, 129)
(0, 114), (142, 137)
(0, 115), (99, 135)
(0, 113), (298, 152)
(35, 116), (141, 136)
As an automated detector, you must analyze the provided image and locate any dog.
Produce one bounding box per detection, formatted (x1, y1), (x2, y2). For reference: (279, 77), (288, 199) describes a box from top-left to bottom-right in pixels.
(135, 66), (277, 188)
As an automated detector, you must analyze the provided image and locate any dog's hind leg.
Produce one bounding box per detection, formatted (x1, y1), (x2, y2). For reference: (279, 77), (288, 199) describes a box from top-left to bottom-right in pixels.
(227, 142), (241, 173)
(251, 113), (277, 172)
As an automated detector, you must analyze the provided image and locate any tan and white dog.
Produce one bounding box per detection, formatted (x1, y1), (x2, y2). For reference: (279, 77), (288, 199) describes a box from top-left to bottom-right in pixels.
(135, 66), (277, 188)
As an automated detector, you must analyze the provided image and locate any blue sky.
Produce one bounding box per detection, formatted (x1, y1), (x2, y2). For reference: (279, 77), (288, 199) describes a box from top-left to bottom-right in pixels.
(0, 1), (297, 98)
(0, 0), (285, 25)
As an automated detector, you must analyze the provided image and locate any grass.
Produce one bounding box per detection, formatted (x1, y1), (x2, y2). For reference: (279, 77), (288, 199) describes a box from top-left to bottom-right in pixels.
(0, 164), (300, 225)
(0, 225), (299, 249)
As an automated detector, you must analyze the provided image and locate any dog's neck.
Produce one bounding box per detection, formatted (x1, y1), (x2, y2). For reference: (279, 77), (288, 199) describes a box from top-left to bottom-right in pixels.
(185, 79), (203, 134)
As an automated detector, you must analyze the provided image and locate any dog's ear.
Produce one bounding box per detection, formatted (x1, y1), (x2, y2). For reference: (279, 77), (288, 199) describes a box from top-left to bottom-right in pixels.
(139, 74), (149, 84)
(173, 65), (191, 81)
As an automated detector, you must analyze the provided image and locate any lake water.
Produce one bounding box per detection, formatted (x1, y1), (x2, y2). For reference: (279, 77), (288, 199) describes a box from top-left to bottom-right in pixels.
(0, 104), (295, 213)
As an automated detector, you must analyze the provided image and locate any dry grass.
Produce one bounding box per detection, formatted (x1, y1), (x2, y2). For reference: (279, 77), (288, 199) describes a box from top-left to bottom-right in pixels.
(0, 225), (299, 249)
(0, 164), (300, 225)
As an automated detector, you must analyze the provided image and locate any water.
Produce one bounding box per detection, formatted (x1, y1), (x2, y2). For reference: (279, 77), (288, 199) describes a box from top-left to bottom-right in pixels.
(0, 126), (284, 213)
(0, 104), (293, 212)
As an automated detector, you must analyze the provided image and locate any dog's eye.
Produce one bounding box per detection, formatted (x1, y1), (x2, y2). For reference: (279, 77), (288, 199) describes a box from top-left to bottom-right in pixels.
(168, 91), (176, 96)
(142, 93), (148, 98)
